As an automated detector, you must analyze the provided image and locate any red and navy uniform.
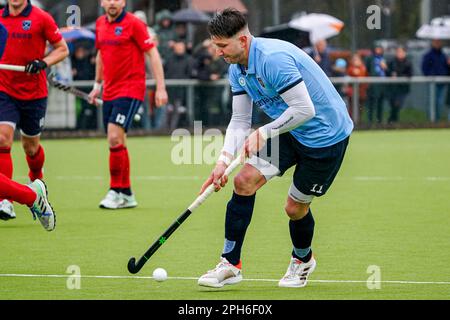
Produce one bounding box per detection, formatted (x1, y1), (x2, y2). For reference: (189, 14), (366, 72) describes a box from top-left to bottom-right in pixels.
(96, 9), (154, 102)
(96, 10), (155, 194)
(96, 10), (155, 132)
(0, 1), (60, 184)
(0, 1), (62, 100)
(0, 1), (62, 136)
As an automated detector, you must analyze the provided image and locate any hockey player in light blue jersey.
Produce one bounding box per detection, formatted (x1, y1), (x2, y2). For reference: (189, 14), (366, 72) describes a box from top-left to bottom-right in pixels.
(197, 8), (353, 289)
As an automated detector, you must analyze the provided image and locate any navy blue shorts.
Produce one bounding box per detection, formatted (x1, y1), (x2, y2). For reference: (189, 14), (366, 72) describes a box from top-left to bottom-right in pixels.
(0, 92), (47, 136)
(102, 97), (142, 133)
(248, 133), (350, 199)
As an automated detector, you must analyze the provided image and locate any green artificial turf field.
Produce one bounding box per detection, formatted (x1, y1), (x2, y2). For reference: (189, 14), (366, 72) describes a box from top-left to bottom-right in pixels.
(1, 129), (449, 300)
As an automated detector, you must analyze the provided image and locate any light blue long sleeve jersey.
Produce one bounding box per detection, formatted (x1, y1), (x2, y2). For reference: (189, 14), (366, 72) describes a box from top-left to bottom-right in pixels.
(228, 37), (354, 148)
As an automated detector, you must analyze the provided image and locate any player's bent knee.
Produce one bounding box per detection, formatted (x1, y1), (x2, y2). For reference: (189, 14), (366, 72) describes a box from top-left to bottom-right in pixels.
(108, 138), (121, 148)
(0, 126), (14, 147)
(234, 172), (259, 195)
(233, 174), (253, 195)
(23, 145), (39, 157)
(108, 134), (124, 147)
(285, 200), (310, 220)
(0, 134), (13, 147)
(21, 138), (40, 156)
(107, 125), (125, 147)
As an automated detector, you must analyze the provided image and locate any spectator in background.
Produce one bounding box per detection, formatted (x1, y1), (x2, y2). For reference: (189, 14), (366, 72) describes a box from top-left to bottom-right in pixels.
(192, 40), (228, 126)
(332, 58), (347, 98)
(311, 39), (332, 77)
(72, 46), (95, 81)
(366, 45), (388, 124)
(387, 46), (412, 124)
(134, 10), (157, 42)
(174, 23), (192, 53)
(153, 9), (176, 65)
(333, 58), (347, 77)
(163, 41), (194, 130)
(422, 39), (450, 122)
(71, 45), (97, 129)
(346, 53), (369, 123)
(192, 38), (211, 58)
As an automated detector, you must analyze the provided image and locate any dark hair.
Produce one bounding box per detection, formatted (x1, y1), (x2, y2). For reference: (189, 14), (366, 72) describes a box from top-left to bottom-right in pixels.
(207, 8), (247, 38)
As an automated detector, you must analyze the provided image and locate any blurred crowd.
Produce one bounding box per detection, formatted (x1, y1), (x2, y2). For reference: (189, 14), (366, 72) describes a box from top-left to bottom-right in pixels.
(66, 9), (450, 130)
(308, 38), (450, 125)
(67, 9), (228, 130)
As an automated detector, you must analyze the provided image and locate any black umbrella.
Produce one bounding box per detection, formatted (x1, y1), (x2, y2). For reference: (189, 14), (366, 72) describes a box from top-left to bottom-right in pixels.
(260, 23), (311, 48)
(172, 8), (210, 24)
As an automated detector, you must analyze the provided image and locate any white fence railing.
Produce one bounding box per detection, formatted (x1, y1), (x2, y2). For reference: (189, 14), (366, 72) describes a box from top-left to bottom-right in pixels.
(48, 77), (450, 130)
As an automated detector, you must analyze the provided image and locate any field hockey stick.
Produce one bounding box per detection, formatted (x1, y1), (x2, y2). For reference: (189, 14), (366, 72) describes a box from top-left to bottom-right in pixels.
(0, 63), (26, 72)
(127, 155), (244, 274)
(47, 75), (103, 107)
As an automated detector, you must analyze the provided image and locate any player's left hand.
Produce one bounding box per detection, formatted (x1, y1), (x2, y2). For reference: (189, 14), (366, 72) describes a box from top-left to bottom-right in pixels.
(241, 129), (267, 161)
(155, 88), (168, 107)
(25, 59), (48, 74)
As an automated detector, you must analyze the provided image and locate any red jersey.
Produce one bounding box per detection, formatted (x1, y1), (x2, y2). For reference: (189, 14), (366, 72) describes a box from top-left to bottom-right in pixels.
(0, 2), (62, 100)
(96, 11), (155, 101)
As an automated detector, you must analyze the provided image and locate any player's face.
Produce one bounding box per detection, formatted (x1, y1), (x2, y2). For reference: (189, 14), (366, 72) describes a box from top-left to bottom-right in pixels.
(211, 36), (246, 65)
(101, 0), (126, 18)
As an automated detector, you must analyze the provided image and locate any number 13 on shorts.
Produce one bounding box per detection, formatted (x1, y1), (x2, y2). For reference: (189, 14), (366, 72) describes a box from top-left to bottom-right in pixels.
(116, 113), (126, 125)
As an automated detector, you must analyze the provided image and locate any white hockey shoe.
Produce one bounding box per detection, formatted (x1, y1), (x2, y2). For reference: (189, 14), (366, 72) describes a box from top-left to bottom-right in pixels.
(99, 190), (124, 209)
(198, 257), (243, 288)
(278, 256), (316, 288)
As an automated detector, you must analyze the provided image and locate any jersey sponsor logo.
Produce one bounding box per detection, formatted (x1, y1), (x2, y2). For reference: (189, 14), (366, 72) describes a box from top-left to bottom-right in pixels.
(254, 95), (282, 108)
(115, 26), (123, 36)
(22, 20), (32, 31)
(238, 77), (246, 87)
(99, 39), (120, 46)
(10, 32), (32, 39)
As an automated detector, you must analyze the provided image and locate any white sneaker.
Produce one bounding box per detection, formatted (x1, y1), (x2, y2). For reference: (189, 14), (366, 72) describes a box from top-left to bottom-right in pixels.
(0, 199), (16, 221)
(99, 190), (124, 209)
(28, 179), (56, 231)
(278, 256), (316, 288)
(119, 193), (138, 209)
(198, 257), (243, 288)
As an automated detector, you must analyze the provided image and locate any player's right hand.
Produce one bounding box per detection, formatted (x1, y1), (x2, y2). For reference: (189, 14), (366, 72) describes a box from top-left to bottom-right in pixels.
(88, 88), (101, 106)
(199, 162), (228, 194)
(155, 87), (168, 107)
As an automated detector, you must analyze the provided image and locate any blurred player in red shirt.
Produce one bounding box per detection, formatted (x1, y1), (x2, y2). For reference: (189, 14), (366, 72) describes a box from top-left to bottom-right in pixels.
(0, 0), (69, 221)
(89, 0), (168, 210)
(0, 21), (56, 231)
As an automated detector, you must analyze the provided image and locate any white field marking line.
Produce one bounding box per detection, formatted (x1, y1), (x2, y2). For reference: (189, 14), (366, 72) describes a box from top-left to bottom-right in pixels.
(54, 176), (204, 181)
(1, 274), (450, 285)
(12, 175), (450, 182)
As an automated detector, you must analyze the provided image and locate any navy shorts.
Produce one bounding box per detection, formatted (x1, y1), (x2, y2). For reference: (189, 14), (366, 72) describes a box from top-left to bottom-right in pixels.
(248, 133), (350, 201)
(102, 97), (142, 133)
(0, 92), (47, 136)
